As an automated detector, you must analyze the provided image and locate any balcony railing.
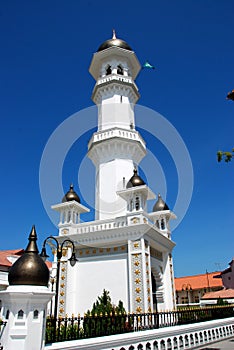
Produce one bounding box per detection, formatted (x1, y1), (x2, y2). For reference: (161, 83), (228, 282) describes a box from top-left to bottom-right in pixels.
(45, 305), (234, 344)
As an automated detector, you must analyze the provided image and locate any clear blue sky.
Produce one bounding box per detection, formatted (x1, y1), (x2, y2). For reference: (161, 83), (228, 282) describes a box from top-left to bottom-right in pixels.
(0, 0), (233, 277)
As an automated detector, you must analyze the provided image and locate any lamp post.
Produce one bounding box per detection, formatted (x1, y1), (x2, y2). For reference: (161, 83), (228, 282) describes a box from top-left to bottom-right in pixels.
(40, 236), (78, 322)
(182, 284), (192, 306)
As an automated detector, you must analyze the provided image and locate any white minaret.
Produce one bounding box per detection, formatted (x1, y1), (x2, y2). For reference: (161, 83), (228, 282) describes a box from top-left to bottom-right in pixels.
(51, 33), (177, 316)
(88, 30), (146, 220)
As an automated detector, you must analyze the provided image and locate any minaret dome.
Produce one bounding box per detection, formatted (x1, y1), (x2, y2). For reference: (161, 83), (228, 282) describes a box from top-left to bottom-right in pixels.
(97, 30), (133, 52)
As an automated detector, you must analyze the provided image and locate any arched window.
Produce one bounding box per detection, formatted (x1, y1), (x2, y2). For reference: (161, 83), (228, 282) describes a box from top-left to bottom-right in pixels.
(106, 65), (112, 75)
(117, 65), (123, 75)
(33, 310), (39, 319)
(17, 309), (24, 319)
(6, 309), (9, 319)
(161, 219), (165, 230)
(135, 197), (140, 211)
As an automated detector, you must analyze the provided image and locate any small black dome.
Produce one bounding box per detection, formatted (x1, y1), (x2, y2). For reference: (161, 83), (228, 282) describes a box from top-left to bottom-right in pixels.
(153, 194), (169, 212)
(8, 226), (49, 286)
(97, 30), (132, 52)
(127, 169), (146, 188)
(62, 184), (80, 203)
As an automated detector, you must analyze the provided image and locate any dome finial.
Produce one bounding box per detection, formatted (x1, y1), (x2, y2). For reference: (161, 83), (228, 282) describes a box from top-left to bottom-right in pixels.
(112, 29), (116, 39)
(25, 225), (39, 254)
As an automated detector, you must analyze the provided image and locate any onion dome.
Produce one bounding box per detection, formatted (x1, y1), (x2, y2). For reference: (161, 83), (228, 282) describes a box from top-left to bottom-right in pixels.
(8, 226), (49, 286)
(62, 184), (80, 203)
(153, 194), (169, 212)
(97, 30), (132, 52)
(127, 168), (146, 188)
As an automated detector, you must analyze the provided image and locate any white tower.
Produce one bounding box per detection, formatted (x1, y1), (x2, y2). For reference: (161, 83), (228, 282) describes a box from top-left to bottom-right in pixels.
(88, 30), (146, 220)
(52, 32), (177, 316)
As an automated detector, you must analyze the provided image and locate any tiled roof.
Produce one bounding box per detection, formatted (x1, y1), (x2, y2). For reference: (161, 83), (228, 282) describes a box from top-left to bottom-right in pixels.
(201, 288), (234, 300)
(0, 249), (24, 267)
(0, 249), (52, 268)
(175, 272), (223, 291)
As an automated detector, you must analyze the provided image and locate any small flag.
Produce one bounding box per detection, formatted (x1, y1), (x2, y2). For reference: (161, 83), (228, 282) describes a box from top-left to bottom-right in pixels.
(142, 61), (155, 69)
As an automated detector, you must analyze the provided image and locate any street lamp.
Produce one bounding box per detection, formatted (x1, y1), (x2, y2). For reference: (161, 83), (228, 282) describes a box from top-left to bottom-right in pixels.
(40, 236), (78, 321)
(182, 284), (192, 306)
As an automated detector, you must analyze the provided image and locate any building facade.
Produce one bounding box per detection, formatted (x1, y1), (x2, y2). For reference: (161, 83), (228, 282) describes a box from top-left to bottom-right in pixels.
(52, 32), (177, 316)
(175, 272), (223, 306)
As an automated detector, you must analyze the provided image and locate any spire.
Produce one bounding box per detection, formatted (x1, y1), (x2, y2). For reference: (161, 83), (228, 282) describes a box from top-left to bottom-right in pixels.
(25, 225), (39, 253)
(112, 29), (116, 39)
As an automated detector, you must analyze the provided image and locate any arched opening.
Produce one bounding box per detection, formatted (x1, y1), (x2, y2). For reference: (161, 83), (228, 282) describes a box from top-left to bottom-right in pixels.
(135, 197), (140, 210)
(6, 309), (9, 319)
(17, 309), (24, 319)
(106, 65), (112, 75)
(117, 65), (124, 75)
(151, 272), (158, 312)
(161, 219), (165, 230)
(33, 310), (39, 319)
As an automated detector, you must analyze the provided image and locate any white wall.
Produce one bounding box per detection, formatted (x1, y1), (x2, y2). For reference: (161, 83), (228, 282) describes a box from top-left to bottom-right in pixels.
(66, 253), (129, 315)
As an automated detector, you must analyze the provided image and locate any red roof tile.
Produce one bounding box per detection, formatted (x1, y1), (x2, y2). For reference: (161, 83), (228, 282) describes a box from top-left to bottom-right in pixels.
(175, 272), (223, 291)
(0, 249), (24, 267)
(0, 249), (52, 268)
(202, 288), (234, 299)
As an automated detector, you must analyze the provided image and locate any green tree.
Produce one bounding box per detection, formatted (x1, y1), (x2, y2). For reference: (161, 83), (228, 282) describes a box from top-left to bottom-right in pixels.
(217, 149), (234, 162)
(86, 289), (126, 316)
(83, 290), (127, 337)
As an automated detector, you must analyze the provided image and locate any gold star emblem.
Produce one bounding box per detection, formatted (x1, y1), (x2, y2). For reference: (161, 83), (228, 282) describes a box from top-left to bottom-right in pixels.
(136, 306), (142, 313)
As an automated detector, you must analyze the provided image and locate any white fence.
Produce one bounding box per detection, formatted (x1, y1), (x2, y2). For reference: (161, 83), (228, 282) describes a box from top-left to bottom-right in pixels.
(45, 316), (234, 350)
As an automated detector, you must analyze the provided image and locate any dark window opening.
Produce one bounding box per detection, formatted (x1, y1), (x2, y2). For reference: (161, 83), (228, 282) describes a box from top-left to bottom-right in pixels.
(135, 197), (140, 210)
(33, 310), (39, 319)
(17, 309), (24, 319)
(106, 65), (112, 75)
(117, 65), (123, 75)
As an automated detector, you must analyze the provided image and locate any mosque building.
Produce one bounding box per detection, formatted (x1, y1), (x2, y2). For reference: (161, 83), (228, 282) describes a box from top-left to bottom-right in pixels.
(51, 31), (177, 316)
